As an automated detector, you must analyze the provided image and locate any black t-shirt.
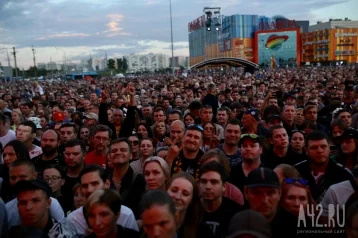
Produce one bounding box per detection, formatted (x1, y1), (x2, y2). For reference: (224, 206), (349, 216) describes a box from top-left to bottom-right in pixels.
(262, 149), (306, 169)
(202, 197), (243, 238)
(33, 153), (66, 178)
(227, 161), (265, 192)
(171, 150), (204, 182)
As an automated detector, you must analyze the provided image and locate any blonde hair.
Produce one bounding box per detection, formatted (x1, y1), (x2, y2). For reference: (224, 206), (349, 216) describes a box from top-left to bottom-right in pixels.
(85, 189), (122, 215)
(143, 156), (170, 179)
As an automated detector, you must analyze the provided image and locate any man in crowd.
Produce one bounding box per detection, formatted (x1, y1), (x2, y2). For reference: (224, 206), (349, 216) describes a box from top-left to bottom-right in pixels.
(16, 121), (43, 159)
(85, 125), (112, 167)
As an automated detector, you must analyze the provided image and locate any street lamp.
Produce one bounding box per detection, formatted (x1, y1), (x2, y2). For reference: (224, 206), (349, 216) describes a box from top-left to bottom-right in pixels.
(169, 0), (174, 75)
(0, 48), (11, 67)
(55, 47), (66, 73)
(98, 49), (108, 70)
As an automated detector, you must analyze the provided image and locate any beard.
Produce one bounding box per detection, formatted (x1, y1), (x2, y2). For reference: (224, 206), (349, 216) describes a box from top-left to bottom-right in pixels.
(42, 145), (57, 157)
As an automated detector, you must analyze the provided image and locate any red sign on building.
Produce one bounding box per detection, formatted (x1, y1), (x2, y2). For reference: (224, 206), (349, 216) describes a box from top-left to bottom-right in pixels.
(188, 15), (206, 32)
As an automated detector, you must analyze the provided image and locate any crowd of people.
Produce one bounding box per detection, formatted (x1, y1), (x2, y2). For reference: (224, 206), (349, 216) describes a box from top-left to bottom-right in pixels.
(0, 65), (357, 237)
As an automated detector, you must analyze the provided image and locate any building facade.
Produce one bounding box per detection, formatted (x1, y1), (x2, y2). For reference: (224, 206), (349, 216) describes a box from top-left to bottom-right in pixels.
(124, 53), (169, 73)
(309, 19), (358, 31)
(302, 28), (358, 64)
(188, 14), (308, 67)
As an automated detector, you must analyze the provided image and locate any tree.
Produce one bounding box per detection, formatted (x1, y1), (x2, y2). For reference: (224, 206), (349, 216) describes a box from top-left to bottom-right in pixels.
(122, 57), (128, 73)
(107, 59), (115, 70)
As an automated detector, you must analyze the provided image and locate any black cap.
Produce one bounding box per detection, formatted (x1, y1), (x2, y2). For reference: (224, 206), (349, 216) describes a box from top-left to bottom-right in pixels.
(239, 134), (260, 146)
(14, 180), (52, 197)
(283, 93), (296, 101)
(340, 128), (358, 140)
(228, 210), (271, 238)
(246, 168), (280, 188)
(266, 114), (282, 123)
(244, 108), (260, 121)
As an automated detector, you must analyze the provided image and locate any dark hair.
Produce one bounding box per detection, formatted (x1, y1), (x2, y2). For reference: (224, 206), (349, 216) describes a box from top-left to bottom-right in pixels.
(188, 100), (202, 110)
(268, 125), (286, 138)
(60, 122), (77, 134)
(4, 140), (31, 161)
(20, 120), (37, 133)
(64, 139), (86, 154)
(199, 161), (227, 183)
(169, 110), (183, 119)
(136, 123), (154, 139)
(90, 124), (113, 141)
(200, 148), (231, 175)
(262, 105), (281, 121)
(218, 106), (230, 115)
(44, 164), (66, 178)
(110, 137), (132, 154)
(346, 200), (358, 229)
(305, 131), (329, 147)
(200, 104), (212, 113)
(0, 112), (7, 125)
(226, 118), (241, 128)
(9, 159), (35, 172)
(79, 164), (107, 183)
(139, 190), (176, 217)
(329, 119), (349, 137)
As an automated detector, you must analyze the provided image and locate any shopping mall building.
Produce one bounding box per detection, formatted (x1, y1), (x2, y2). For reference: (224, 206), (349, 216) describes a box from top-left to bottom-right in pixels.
(188, 15), (358, 67)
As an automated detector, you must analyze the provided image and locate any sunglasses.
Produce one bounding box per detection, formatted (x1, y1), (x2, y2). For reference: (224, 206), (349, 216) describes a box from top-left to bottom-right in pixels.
(188, 124), (204, 131)
(240, 134), (258, 139)
(130, 140), (139, 146)
(284, 178), (308, 185)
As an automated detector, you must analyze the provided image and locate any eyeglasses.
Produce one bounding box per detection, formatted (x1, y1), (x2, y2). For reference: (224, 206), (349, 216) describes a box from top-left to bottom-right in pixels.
(43, 176), (62, 182)
(240, 134), (258, 139)
(131, 140), (139, 146)
(284, 178), (308, 185)
(188, 124), (204, 131)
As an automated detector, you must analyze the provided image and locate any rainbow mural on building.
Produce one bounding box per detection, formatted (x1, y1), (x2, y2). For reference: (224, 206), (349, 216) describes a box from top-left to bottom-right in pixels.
(265, 34), (289, 50)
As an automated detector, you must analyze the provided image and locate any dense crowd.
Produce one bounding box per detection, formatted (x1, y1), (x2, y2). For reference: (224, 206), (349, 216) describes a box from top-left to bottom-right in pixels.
(0, 65), (358, 237)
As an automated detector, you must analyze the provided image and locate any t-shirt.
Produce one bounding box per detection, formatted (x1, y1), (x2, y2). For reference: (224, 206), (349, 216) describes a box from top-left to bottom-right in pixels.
(202, 197), (243, 238)
(84, 151), (107, 166)
(29, 145), (43, 159)
(228, 161), (265, 192)
(171, 150), (204, 182)
(32, 154), (66, 178)
(6, 197), (64, 228)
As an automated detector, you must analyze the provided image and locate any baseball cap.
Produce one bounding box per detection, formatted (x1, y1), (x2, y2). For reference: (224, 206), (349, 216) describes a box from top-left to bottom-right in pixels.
(14, 179), (52, 198)
(228, 210), (271, 238)
(266, 114), (282, 123)
(246, 167), (280, 188)
(283, 93), (296, 101)
(85, 112), (99, 121)
(239, 134), (260, 146)
(340, 128), (358, 140)
(244, 108), (260, 121)
(28, 117), (42, 129)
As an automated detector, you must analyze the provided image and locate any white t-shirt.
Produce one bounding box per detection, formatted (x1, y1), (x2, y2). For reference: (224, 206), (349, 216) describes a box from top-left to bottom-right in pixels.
(29, 145), (43, 159)
(320, 180), (355, 216)
(6, 197), (65, 227)
(66, 205), (138, 236)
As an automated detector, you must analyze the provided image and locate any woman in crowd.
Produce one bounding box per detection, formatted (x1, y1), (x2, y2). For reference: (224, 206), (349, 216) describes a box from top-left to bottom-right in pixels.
(128, 134), (140, 161)
(10, 108), (23, 131)
(290, 130), (305, 154)
(279, 178), (316, 216)
(166, 172), (213, 238)
(153, 121), (167, 148)
(0, 140), (31, 202)
(136, 123), (153, 139)
(43, 164), (72, 214)
(183, 113), (195, 128)
(85, 189), (139, 238)
(273, 164), (302, 185)
(143, 156), (170, 190)
(156, 146), (169, 159)
(200, 122), (220, 152)
(139, 190), (177, 238)
(130, 138), (155, 175)
(72, 183), (86, 211)
(201, 149), (244, 205)
(331, 128), (358, 170)
(329, 119), (349, 156)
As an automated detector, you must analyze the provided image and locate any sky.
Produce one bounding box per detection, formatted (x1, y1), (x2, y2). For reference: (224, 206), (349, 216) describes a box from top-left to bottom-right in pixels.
(0, 0), (357, 69)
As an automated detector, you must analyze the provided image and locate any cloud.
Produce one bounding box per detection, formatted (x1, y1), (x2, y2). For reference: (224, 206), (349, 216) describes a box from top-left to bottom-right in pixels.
(35, 33), (91, 40)
(103, 14), (130, 37)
